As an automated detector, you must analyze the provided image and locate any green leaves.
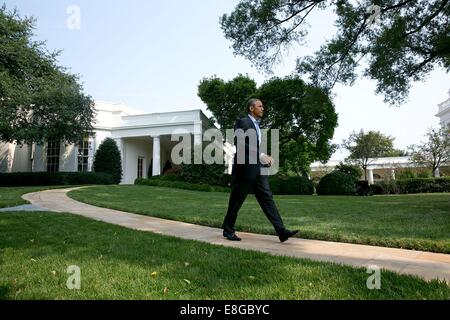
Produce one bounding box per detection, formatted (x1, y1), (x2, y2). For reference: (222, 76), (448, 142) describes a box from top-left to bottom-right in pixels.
(93, 138), (123, 184)
(342, 129), (399, 178)
(0, 6), (94, 144)
(221, 0), (450, 105)
(220, 0), (316, 72)
(198, 74), (338, 175)
(198, 74), (257, 133)
(409, 126), (450, 177)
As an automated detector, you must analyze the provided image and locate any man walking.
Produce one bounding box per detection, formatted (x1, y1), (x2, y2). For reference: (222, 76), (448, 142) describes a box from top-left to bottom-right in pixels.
(222, 98), (299, 242)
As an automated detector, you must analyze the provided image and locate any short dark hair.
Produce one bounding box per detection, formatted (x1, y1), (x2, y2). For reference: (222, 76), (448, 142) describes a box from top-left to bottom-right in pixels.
(246, 98), (260, 112)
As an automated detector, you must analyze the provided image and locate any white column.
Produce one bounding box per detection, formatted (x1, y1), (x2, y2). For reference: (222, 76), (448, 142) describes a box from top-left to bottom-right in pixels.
(368, 168), (374, 185)
(152, 135), (161, 176)
(433, 167), (440, 177)
(390, 168), (396, 180)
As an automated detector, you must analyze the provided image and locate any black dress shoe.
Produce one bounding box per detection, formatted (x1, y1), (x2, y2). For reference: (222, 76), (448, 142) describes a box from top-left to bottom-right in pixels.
(223, 231), (242, 241)
(278, 229), (299, 243)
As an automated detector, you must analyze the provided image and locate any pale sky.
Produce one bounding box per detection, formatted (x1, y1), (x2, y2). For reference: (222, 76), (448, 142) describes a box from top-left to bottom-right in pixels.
(4, 0), (450, 160)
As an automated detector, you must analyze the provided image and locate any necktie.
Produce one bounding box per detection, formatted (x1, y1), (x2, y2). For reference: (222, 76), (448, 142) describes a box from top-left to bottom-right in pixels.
(254, 120), (261, 145)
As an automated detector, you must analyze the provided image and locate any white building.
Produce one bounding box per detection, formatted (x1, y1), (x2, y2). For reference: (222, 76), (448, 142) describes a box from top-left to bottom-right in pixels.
(436, 89), (450, 126)
(311, 89), (450, 182)
(0, 101), (234, 184)
(310, 156), (417, 184)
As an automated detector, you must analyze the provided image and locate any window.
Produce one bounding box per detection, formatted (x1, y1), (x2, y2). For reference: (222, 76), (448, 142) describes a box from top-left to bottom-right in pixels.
(137, 157), (144, 178)
(46, 140), (60, 172)
(78, 136), (90, 172)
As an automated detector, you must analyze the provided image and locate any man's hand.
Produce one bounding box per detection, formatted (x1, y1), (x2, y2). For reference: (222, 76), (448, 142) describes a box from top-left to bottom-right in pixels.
(260, 154), (274, 167)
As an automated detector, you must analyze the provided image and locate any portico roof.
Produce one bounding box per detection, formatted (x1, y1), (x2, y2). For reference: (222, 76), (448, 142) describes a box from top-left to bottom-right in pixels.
(310, 156), (419, 171)
(92, 101), (213, 138)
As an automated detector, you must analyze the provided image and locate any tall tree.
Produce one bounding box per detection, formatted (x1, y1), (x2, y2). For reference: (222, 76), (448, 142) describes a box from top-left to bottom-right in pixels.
(220, 0), (450, 105)
(409, 126), (450, 177)
(198, 74), (338, 174)
(198, 74), (257, 133)
(0, 6), (95, 144)
(258, 76), (338, 174)
(342, 130), (397, 179)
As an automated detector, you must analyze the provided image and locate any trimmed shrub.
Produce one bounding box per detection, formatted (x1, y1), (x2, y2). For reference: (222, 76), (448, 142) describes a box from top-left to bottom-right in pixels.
(370, 177), (450, 194)
(396, 178), (450, 193)
(316, 171), (356, 195)
(152, 162), (230, 187)
(356, 180), (371, 196)
(369, 183), (385, 195)
(280, 176), (301, 195)
(335, 162), (362, 182)
(153, 174), (182, 182)
(369, 180), (400, 195)
(138, 174), (314, 195)
(93, 138), (122, 184)
(178, 162), (231, 187)
(0, 172), (113, 187)
(135, 178), (230, 193)
(269, 175), (314, 195)
(267, 175), (282, 194)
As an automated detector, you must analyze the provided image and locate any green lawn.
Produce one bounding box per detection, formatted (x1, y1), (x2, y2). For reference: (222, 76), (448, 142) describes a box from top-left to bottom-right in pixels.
(0, 186), (72, 208)
(0, 211), (448, 299)
(69, 185), (450, 253)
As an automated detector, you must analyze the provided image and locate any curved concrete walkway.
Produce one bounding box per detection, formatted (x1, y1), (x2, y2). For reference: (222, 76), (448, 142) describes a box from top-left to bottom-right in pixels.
(22, 187), (450, 284)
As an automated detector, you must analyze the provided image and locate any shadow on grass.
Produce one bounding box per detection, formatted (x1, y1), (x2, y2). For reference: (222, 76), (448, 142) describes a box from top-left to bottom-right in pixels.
(67, 186), (450, 254)
(0, 211), (448, 299)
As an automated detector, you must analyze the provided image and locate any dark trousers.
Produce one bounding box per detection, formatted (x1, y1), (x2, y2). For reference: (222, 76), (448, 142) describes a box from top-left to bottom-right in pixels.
(223, 174), (285, 234)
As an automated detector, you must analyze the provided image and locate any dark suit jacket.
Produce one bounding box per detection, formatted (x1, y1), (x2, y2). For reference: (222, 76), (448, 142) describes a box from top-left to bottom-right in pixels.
(231, 115), (261, 180)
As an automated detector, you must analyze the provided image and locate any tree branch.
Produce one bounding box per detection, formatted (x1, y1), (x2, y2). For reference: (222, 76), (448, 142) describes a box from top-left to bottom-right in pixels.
(264, 0), (324, 32)
(322, 16), (368, 78)
(283, 1), (318, 35)
(405, 0), (449, 36)
(380, 0), (416, 13)
(407, 54), (437, 77)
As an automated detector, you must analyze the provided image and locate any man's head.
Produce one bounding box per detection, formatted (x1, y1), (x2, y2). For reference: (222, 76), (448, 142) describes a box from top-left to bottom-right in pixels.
(246, 98), (264, 120)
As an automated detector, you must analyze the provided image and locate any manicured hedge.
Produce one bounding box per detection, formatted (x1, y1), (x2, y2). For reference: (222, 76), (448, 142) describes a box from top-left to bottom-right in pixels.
(135, 178), (230, 193)
(268, 175), (314, 195)
(178, 163), (231, 187)
(136, 174), (315, 195)
(356, 180), (371, 196)
(335, 162), (362, 182)
(370, 178), (450, 194)
(316, 171), (356, 195)
(369, 180), (401, 195)
(398, 178), (450, 193)
(0, 172), (114, 187)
